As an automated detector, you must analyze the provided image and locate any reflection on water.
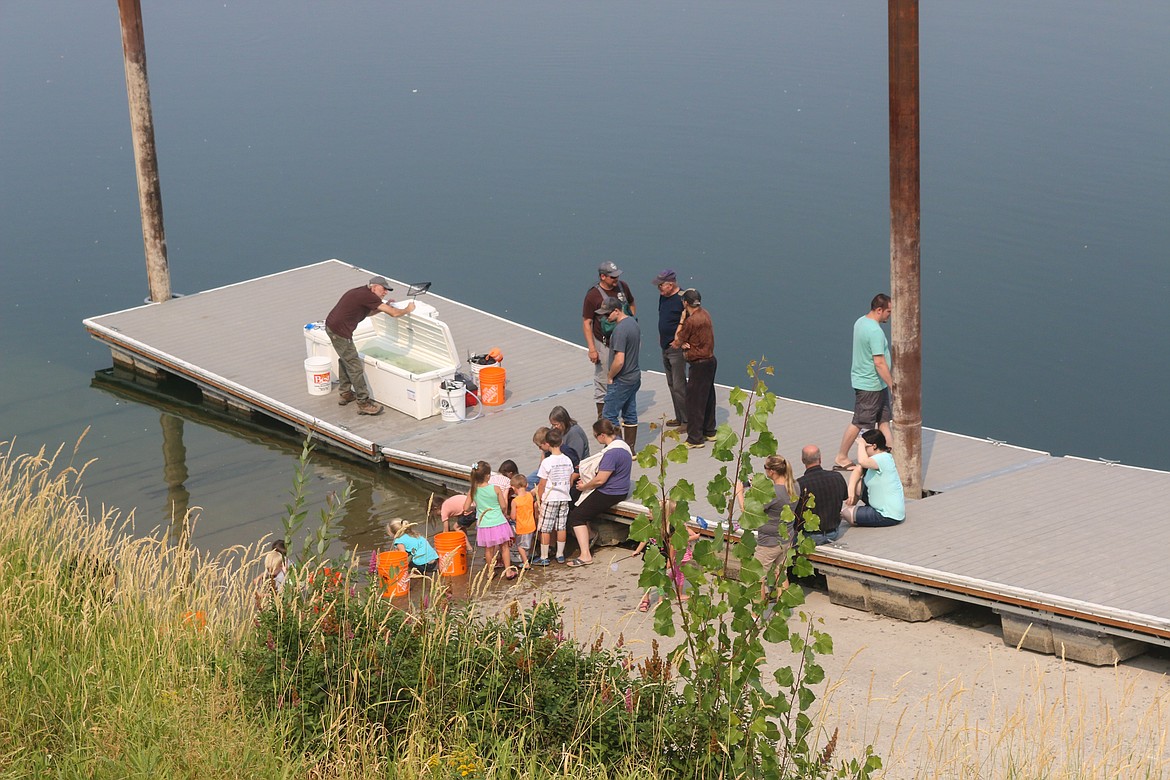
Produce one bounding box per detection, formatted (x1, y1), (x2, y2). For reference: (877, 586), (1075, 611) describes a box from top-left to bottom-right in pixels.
(92, 368), (437, 556)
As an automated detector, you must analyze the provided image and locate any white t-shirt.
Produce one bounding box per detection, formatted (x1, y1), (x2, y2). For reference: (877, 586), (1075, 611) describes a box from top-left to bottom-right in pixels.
(537, 453), (573, 503)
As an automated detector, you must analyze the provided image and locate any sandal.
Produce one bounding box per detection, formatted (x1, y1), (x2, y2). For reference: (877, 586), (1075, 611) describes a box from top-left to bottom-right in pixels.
(566, 558), (593, 568)
(637, 595), (651, 613)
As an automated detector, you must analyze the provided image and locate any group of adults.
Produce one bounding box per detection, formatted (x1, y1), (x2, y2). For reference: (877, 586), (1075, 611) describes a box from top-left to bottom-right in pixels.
(581, 262), (718, 452)
(582, 269), (907, 544)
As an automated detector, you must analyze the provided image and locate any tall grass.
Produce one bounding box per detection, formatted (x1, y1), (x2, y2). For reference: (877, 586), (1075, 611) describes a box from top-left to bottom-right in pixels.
(0, 439), (299, 778)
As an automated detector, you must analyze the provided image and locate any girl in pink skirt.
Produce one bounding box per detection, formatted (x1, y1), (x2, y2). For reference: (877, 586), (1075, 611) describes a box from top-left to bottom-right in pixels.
(464, 460), (516, 578)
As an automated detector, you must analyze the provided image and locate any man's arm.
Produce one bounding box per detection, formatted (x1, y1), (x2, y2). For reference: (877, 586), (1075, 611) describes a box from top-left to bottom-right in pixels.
(377, 301), (416, 318)
(872, 354), (894, 389)
(608, 351), (626, 381)
(582, 318), (600, 364)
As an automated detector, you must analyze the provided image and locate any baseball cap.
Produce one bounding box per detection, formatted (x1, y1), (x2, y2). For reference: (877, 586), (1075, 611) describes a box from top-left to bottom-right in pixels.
(597, 261), (623, 277)
(682, 288), (701, 305)
(653, 269), (677, 285)
(368, 276), (393, 290)
(595, 299), (621, 316)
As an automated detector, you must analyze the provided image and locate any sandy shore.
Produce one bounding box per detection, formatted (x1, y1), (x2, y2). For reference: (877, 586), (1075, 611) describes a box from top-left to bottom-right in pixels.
(465, 546), (1170, 779)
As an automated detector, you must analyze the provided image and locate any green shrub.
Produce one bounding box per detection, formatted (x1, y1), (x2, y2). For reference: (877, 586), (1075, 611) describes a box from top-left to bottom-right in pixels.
(246, 570), (680, 771)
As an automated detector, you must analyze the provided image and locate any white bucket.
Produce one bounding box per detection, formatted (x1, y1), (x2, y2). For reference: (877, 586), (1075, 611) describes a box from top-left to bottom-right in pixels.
(468, 357), (499, 384)
(304, 356), (332, 396)
(438, 380), (466, 422)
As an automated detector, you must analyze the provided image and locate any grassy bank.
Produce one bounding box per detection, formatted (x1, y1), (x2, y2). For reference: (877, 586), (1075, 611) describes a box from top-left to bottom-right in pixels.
(3, 438), (1166, 779)
(0, 440), (301, 778)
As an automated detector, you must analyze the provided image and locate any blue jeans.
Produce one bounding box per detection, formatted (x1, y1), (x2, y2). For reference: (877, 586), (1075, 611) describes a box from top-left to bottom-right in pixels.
(602, 376), (640, 427)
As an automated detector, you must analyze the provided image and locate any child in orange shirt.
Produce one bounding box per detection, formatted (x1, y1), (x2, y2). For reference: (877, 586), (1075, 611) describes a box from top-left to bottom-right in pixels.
(509, 473), (539, 569)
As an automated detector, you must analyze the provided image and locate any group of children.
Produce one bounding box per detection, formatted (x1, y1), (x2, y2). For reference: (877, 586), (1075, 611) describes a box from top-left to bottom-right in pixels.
(384, 421), (584, 579)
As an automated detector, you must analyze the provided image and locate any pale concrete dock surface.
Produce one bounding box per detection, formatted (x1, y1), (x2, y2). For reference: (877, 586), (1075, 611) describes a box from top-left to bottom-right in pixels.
(84, 260), (1170, 663)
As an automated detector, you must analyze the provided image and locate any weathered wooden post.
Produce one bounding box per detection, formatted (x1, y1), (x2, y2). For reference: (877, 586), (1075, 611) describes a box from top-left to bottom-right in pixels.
(117, 0), (172, 303)
(889, 0), (922, 496)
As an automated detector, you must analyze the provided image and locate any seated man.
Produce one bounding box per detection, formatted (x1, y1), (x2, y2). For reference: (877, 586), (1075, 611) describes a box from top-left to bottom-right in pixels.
(795, 445), (848, 544)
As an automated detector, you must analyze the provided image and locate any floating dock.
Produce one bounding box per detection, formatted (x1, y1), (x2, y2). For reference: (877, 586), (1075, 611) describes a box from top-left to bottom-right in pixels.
(84, 260), (1170, 664)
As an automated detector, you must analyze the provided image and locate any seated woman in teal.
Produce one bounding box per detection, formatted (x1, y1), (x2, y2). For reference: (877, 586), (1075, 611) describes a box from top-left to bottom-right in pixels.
(842, 430), (905, 527)
(387, 517), (440, 574)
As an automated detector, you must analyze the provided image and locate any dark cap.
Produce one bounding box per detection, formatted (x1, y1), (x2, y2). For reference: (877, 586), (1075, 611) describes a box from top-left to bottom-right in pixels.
(368, 276), (393, 290)
(652, 269), (677, 285)
(682, 288), (701, 305)
(595, 299), (621, 316)
(597, 260), (623, 277)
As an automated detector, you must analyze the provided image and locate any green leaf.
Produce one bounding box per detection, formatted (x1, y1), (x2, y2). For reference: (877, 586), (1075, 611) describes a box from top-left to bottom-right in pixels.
(804, 662), (825, 685)
(653, 600), (676, 637)
(748, 430), (778, 457)
(728, 386), (748, 414)
(669, 481), (697, 503)
(635, 444), (660, 469)
(666, 443), (691, 464)
(628, 514), (653, 542)
(813, 632), (834, 655)
(775, 666), (794, 687)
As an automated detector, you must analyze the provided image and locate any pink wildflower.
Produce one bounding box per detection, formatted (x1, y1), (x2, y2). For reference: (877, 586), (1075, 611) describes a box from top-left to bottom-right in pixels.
(624, 687), (634, 713)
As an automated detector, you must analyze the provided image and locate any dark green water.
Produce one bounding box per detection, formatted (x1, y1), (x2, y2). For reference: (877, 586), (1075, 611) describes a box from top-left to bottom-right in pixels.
(1, 2), (1167, 550)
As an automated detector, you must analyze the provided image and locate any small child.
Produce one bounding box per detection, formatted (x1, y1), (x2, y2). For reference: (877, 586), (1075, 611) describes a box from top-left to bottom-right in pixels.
(632, 501), (699, 612)
(509, 473), (539, 569)
(466, 460), (516, 577)
(534, 427), (573, 565)
(490, 460), (520, 515)
(254, 538), (288, 609)
(440, 493), (476, 533)
(387, 518), (440, 574)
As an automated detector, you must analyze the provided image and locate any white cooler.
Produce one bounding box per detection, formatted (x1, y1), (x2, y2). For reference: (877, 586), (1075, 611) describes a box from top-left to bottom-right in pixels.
(303, 301), (460, 420)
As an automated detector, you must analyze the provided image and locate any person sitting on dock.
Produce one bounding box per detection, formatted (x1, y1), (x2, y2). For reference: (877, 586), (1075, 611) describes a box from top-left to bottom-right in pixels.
(833, 294), (894, 469)
(582, 261), (636, 419)
(796, 445), (848, 544)
(324, 275), (416, 416)
(841, 430), (905, 527)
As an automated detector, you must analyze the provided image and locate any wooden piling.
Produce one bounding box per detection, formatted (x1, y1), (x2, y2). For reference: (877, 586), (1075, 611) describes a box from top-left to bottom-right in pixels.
(117, 0), (172, 303)
(888, 0), (922, 496)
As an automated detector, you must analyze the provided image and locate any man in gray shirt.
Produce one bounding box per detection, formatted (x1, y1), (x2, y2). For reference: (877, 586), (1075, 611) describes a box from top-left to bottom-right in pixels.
(596, 298), (641, 448)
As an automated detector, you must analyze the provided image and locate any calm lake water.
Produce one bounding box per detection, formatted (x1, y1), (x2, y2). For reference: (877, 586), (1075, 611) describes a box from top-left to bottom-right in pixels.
(1, 2), (1167, 552)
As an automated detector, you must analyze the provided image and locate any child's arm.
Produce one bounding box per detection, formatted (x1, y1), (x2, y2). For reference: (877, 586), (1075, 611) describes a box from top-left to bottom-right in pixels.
(463, 490), (474, 514)
(394, 542), (407, 554)
(494, 486), (508, 508)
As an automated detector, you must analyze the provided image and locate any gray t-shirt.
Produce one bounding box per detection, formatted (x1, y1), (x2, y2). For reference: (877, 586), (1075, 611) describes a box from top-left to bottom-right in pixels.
(609, 316), (641, 384)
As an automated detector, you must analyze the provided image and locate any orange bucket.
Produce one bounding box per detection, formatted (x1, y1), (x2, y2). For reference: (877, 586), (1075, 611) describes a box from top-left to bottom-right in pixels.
(479, 366), (506, 406)
(377, 550), (410, 597)
(434, 531), (469, 576)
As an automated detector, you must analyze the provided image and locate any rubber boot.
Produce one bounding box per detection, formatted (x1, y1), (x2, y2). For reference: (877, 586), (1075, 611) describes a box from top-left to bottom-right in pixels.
(596, 402), (605, 419)
(622, 424), (638, 450)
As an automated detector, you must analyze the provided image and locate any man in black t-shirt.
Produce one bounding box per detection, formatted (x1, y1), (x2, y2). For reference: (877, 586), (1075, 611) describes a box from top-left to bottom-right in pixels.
(795, 445), (848, 544)
(324, 276), (415, 416)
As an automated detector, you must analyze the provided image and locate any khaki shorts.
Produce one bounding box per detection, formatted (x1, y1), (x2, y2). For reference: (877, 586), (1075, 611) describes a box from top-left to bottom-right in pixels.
(754, 542), (788, 571)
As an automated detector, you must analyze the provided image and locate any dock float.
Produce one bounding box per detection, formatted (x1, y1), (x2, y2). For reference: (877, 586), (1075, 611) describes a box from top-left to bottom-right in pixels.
(84, 260), (1170, 664)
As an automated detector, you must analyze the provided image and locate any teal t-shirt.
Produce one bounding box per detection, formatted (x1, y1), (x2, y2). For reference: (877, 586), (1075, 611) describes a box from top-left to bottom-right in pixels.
(394, 533), (439, 566)
(850, 316), (891, 391)
(863, 452), (905, 521)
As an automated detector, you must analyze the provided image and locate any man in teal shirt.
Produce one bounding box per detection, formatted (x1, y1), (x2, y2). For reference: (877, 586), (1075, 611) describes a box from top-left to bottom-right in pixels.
(833, 294), (894, 470)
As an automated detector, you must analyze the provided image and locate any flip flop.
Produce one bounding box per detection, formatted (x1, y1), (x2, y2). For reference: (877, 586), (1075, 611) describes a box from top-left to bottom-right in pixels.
(832, 462), (856, 471)
(503, 566), (519, 580)
(566, 558), (594, 568)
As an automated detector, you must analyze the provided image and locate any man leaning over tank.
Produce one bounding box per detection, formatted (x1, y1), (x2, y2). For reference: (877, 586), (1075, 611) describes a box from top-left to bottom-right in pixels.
(325, 275), (415, 417)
